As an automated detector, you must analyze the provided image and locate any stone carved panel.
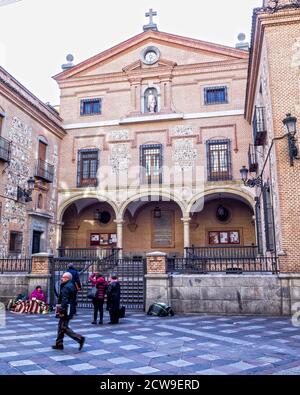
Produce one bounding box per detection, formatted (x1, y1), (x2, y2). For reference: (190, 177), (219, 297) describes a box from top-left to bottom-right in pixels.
(172, 140), (197, 169)
(0, 117), (32, 256)
(109, 130), (130, 141)
(172, 125), (194, 137)
(109, 144), (131, 174)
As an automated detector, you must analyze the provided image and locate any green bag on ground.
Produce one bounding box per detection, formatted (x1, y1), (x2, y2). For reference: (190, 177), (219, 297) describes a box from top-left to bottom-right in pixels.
(147, 302), (175, 317)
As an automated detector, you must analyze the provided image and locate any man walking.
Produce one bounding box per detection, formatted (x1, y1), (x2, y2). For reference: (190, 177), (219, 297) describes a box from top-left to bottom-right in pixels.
(52, 272), (85, 351)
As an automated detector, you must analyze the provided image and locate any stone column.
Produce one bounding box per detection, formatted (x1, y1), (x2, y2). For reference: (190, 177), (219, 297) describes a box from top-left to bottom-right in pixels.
(114, 220), (125, 258)
(55, 222), (63, 251)
(182, 217), (191, 257)
(27, 253), (52, 304)
(145, 252), (170, 312)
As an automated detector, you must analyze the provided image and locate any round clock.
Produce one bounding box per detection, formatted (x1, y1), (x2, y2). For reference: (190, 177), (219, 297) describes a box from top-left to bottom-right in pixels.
(141, 46), (160, 65)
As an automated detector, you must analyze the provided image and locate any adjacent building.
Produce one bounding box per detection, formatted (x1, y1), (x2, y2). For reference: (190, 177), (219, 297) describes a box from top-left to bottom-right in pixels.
(0, 66), (65, 257)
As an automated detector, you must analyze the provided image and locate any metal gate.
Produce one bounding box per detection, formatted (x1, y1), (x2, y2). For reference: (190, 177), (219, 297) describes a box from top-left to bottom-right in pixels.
(50, 257), (146, 312)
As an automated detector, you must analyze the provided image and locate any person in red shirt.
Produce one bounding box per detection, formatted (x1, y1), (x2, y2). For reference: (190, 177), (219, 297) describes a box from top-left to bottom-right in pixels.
(89, 273), (108, 325)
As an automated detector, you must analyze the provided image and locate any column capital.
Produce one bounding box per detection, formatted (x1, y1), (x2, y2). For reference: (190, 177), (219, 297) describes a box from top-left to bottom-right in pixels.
(114, 219), (125, 225)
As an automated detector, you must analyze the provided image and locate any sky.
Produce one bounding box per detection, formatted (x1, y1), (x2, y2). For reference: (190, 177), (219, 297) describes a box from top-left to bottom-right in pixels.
(0, 0), (262, 105)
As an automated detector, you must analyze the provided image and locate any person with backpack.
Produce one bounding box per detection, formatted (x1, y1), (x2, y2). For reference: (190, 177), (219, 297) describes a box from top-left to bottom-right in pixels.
(89, 272), (108, 325)
(66, 263), (82, 314)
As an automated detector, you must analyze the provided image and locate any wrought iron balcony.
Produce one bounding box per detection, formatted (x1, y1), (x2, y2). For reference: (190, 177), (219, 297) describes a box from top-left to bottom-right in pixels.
(248, 144), (258, 173)
(35, 159), (54, 183)
(253, 106), (267, 146)
(0, 136), (11, 162)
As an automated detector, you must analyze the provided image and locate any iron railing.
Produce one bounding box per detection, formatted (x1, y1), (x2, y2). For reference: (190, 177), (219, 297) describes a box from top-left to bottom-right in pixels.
(186, 245), (259, 259)
(35, 159), (54, 183)
(0, 136), (11, 162)
(167, 245), (278, 274)
(253, 106), (267, 146)
(57, 247), (121, 260)
(168, 255), (277, 274)
(248, 144), (258, 173)
(50, 256), (146, 311)
(0, 258), (32, 274)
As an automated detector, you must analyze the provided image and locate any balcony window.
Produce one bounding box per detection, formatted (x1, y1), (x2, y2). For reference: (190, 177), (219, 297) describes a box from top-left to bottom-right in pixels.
(207, 139), (232, 181)
(248, 144), (258, 173)
(9, 231), (23, 254)
(253, 106), (267, 146)
(77, 149), (99, 187)
(140, 144), (163, 184)
(0, 135), (10, 162)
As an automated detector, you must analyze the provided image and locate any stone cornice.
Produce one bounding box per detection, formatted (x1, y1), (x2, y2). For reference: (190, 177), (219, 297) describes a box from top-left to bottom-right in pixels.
(245, 7), (300, 121)
(57, 59), (248, 91)
(0, 67), (65, 139)
(63, 109), (244, 130)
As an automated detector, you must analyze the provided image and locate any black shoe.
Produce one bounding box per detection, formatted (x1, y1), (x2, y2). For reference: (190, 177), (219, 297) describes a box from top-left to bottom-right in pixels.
(99, 320), (103, 325)
(79, 337), (85, 351)
(91, 321), (97, 325)
(52, 344), (64, 350)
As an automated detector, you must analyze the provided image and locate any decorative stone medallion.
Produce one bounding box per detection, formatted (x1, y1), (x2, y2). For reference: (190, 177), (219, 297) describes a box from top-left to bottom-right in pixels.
(172, 140), (197, 169)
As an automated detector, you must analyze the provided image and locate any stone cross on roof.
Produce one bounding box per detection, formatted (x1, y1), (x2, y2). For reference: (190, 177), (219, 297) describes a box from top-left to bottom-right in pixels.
(143, 8), (158, 32)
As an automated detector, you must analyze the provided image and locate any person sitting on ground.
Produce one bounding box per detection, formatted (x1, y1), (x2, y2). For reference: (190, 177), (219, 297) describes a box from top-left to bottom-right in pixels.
(30, 286), (46, 303)
(89, 272), (108, 325)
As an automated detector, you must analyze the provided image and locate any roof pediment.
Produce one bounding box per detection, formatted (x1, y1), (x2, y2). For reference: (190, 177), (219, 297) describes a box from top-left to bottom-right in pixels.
(54, 30), (248, 82)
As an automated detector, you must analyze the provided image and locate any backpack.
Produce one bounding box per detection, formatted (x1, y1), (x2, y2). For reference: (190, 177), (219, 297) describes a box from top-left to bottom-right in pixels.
(147, 302), (175, 317)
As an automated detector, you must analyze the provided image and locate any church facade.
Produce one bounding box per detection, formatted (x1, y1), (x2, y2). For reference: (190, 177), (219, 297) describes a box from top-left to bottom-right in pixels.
(54, 25), (256, 259)
(0, 0), (300, 284)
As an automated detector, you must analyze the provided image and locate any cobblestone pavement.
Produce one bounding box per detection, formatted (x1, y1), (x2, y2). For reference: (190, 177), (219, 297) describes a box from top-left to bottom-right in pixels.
(0, 310), (300, 375)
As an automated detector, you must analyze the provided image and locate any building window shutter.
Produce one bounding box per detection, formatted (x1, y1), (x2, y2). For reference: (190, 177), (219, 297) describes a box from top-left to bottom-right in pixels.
(262, 183), (275, 252)
(255, 199), (263, 254)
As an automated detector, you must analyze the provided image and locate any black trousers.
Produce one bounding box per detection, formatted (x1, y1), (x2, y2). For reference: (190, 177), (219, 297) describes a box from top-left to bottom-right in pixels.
(109, 308), (119, 324)
(93, 299), (104, 321)
(55, 317), (82, 346)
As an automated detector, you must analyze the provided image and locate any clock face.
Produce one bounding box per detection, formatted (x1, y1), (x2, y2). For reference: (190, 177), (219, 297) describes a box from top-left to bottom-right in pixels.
(145, 51), (157, 63)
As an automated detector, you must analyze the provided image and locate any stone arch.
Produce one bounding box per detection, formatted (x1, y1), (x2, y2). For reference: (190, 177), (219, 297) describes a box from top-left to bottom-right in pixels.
(118, 190), (187, 220)
(58, 193), (118, 223)
(187, 187), (255, 215)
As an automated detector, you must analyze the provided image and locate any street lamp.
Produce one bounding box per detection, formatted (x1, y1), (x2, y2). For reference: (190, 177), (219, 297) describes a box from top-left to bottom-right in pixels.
(17, 177), (35, 202)
(240, 166), (263, 188)
(283, 113), (298, 166)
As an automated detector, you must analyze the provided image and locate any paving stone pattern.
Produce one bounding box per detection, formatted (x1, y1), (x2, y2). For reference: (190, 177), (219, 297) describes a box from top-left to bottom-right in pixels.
(0, 311), (300, 375)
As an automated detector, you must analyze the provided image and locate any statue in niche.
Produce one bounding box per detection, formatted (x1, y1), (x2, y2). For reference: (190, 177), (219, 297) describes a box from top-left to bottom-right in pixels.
(145, 88), (158, 113)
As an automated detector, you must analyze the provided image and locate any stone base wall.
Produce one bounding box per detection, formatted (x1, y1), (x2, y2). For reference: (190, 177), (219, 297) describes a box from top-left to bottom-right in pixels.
(0, 274), (51, 305)
(0, 274), (29, 304)
(146, 273), (300, 316)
